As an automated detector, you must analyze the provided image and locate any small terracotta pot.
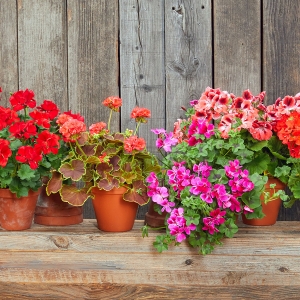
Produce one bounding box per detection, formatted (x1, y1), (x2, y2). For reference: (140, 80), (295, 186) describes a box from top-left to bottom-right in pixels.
(242, 177), (285, 226)
(145, 200), (167, 227)
(92, 186), (138, 232)
(34, 186), (83, 226)
(0, 188), (40, 230)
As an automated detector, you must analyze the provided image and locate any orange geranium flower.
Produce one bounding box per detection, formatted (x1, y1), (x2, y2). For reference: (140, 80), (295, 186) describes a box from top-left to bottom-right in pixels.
(102, 96), (122, 111)
(124, 136), (146, 152)
(59, 118), (86, 142)
(130, 107), (151, 123)
(89, 122), (107, 135)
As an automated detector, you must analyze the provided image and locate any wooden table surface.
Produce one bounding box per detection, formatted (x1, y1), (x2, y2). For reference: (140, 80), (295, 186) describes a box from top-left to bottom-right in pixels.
(0, 220), (300, 299)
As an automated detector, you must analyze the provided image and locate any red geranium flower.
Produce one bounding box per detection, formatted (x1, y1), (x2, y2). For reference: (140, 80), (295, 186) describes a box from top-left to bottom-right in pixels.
(102, 96), (122, 112)
(15, 145), (43, 169)
(37, 100), (59, 120)
(9, 89), (36, 111)
(9, 120), (37, 139)
(124, 135), (146, 152)
(29, 110), (51, 129)
(36, 130), (60, 155)
(0, 107), (20, 130)
(0, 139), (12, 167)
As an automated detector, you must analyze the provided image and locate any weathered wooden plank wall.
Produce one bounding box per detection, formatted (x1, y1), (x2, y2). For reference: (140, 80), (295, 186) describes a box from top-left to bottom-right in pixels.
(0, 0), (300, 220)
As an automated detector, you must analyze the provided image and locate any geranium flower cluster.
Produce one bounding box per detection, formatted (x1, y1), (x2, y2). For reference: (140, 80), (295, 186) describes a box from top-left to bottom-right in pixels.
(0, 89), (60, 169)
(267, 94), (300, 158)
(0, 87), (73, 197)
(147, 159), (254, 243)
(192, 87), (271, 141)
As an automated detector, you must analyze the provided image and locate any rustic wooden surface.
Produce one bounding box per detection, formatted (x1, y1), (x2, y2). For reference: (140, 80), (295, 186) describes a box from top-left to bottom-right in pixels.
(165, 0), (212, 130)
(0, 220), (300, 299)
(1, 1), (300, 220)
(18, 0), (68, 109)
(263, 0), (300, 220)
(214, 0), (261, 96)
(0, 0), (18, 104)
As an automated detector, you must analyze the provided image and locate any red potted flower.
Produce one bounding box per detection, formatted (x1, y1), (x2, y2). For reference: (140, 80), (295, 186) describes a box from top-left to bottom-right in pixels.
(0, 88), (63, 230)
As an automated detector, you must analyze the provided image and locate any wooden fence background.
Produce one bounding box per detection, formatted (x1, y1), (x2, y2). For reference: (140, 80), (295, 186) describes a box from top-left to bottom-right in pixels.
(1, 0), (300, 220)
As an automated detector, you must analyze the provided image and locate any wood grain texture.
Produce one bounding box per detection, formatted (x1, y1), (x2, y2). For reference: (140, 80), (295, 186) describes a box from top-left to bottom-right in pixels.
(119, 0), (165, 219)
(214, 0), (261, 95)
(17, 0), (68, 109)
(263, 0), (300, 104)
(165, 0), (212, 130)
(263, 0), (300, 220)
(0, 220), (300, 298)
(67, 0), (119, 219)
(0, 0), (18, 103)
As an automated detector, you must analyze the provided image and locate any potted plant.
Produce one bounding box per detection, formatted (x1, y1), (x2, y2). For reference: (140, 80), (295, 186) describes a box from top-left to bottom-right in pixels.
(142, 87), (292, 254)
(46, 96), (160, 232)
(0, 88), (63, 230)
(33, 110), (84, 226)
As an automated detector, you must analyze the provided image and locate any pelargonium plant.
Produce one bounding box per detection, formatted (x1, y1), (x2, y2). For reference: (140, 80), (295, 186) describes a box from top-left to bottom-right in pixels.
(142, 87), (295, 254)
(0, 88), (67, 197)
(46, 96), (160, 206)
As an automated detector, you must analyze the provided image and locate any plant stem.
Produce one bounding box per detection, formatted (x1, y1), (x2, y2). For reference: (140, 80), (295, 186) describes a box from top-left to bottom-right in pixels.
(107, 110), (113, 131)
(134, 121), (141, 135)
(75, 140), (87, 158)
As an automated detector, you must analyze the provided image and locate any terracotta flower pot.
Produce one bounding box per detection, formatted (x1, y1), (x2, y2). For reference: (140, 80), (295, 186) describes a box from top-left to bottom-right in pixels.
(145, 200), (167, 228)
(34, 185), (83, 226)
(92, 186), (138, 232)
(0, 188), (40, 230)
(242, 177), (285, 226)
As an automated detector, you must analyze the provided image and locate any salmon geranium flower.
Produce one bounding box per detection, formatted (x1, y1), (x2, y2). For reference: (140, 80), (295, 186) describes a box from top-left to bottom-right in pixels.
(124, 136), (146, 152)
(89, 122), (107, 135)
(102, 96), (122, 112)
(131, 107), (151, 123)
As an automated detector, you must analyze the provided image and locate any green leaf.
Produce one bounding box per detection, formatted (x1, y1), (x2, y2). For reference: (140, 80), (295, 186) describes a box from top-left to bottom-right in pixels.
(244, 153), (271, 175)
(17, 164), (36, 180)
(10, 139), (23, 151)
(248, 140), (268, 151)
(153, 235), (169, 253)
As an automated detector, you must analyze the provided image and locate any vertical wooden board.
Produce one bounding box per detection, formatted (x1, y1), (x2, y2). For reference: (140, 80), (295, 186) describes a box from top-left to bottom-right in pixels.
(68, 0), (119, 219)
(0, 0), (18, 103)
(263, 0), (300, 103)
(119, 0), (165, 151)
(214, 0), (261, 96)
(263, 0), (300, 221)
(120, 0), (165, 219)
(18, 0), (68, 109)
(68, 0), (119, 128)
(165, 0), (212, 130)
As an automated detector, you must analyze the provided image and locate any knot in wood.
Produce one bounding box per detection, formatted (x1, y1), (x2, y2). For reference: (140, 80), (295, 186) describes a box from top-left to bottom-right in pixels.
(279, 266), (289, 273)
(50, 236), (70, 249)
(185, 259), (193, 265)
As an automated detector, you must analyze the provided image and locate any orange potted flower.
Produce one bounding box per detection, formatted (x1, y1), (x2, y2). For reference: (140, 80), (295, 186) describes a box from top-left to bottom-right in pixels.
(46, 96), (160, 232)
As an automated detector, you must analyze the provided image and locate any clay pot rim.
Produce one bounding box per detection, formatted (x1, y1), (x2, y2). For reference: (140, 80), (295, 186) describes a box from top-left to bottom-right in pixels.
(92, 186), (128, 196)
(0, 188), (41, 199)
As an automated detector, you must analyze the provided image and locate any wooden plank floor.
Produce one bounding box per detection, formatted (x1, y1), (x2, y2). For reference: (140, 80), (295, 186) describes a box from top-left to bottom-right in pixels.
(0, 220), (300, 299)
